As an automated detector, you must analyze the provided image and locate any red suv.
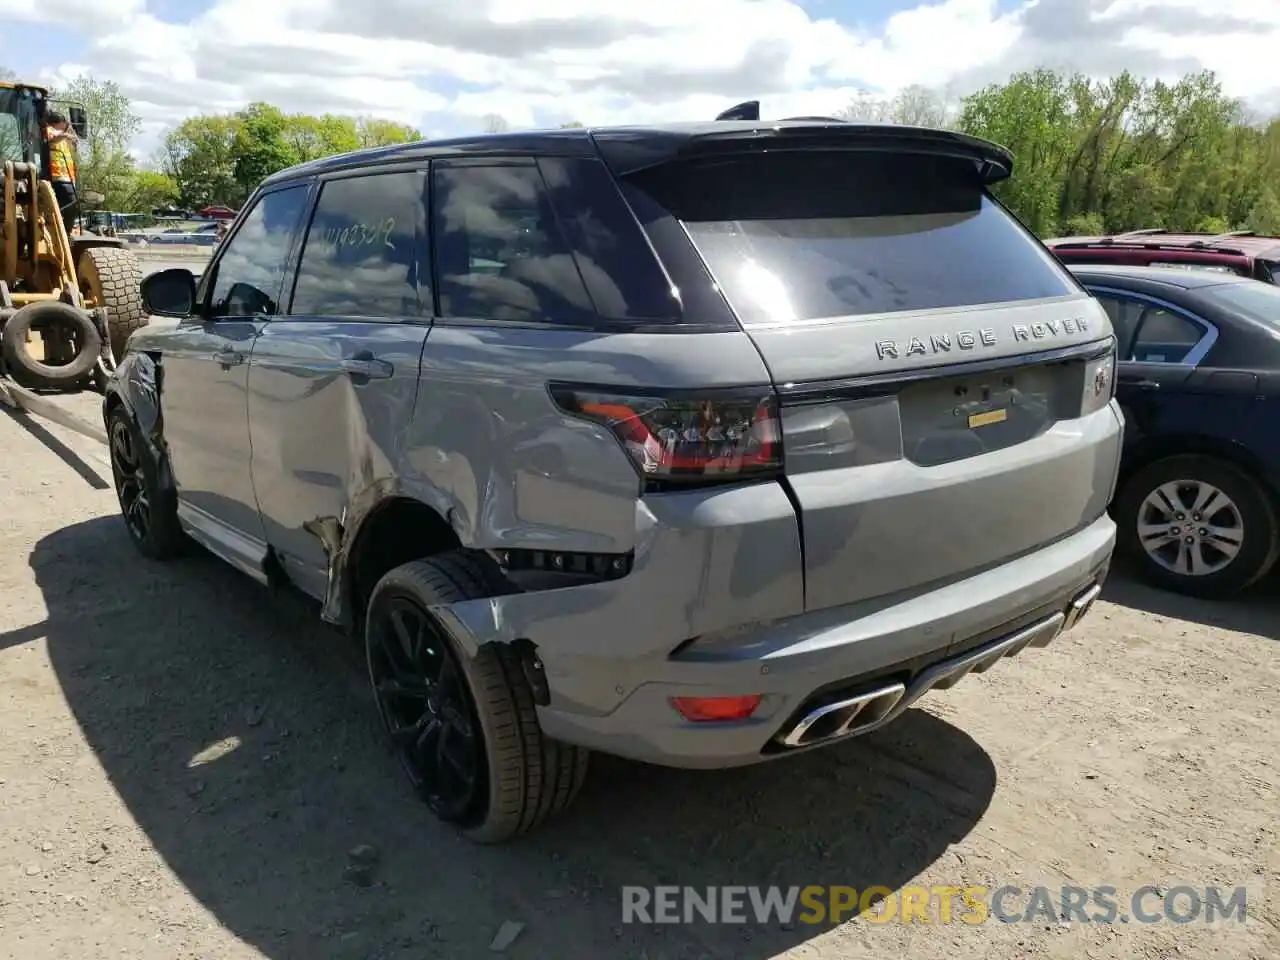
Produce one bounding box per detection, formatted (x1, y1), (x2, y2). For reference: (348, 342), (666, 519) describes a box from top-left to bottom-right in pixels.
(1046, 230), (1280, 283)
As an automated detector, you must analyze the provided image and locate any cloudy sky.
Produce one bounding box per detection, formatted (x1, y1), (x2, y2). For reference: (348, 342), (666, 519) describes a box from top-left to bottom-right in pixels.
(2, 0), (1278, 161)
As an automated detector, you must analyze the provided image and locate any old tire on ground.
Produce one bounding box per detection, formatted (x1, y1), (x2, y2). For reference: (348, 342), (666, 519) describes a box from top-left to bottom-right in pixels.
(1, 301), (101, 389)
(365, 552), (589, 843)
(106, 403), (187, 560)
(79, 246), (146, 358)
(1115, 454), (1280, 599)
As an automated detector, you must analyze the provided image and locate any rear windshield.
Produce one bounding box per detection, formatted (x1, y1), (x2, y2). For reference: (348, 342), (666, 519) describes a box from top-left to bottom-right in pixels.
(626, 150), (1077, 325)
(1201, 279), (1280, 328)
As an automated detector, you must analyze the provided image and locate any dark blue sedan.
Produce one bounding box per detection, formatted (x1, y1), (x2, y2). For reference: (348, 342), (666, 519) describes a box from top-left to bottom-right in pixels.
(1068, 264), (1280, 599)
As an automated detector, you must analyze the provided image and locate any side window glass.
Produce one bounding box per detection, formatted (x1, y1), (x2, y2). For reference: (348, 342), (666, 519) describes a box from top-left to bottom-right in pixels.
(290, 171), (428, 318)
(536, 157), (680, 321)
(433, 162), (596, 324)
(209, 185), (309, 318)
(1093, 295), (1142, 357)
(1132, 307), (1205, 364)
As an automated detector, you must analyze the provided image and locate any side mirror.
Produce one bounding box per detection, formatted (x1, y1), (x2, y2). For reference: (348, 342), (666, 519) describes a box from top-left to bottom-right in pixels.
(68, 106), (89, 141)
(140, 268), (197, 318)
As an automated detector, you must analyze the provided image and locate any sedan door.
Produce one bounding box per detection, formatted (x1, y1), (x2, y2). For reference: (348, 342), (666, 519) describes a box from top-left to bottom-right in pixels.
(245, 168), (433, 602)
(1088, 289), (1214, 452)
(158, 183), (312, 582)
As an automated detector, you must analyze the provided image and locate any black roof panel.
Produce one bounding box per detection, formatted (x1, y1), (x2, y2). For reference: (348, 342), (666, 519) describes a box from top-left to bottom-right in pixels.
(262, 119), (1014, 187)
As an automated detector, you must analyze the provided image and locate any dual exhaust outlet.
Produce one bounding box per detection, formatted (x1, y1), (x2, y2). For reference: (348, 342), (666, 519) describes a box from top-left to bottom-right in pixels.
(776, 581), (1102, 750)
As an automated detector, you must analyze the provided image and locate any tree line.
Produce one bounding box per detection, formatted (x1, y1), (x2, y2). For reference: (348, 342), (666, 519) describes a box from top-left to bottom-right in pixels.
(9, 66), (1280, 237)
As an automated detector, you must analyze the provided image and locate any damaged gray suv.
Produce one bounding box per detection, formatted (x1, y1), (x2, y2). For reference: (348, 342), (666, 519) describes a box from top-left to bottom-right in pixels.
(105, 110), (1122, 842)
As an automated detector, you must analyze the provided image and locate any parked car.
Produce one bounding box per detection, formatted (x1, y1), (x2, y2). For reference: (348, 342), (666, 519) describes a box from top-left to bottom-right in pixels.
(1048, 229), (1280, 284)
(1068, 264), (1280, 598)
(104, 116), (1122, 842)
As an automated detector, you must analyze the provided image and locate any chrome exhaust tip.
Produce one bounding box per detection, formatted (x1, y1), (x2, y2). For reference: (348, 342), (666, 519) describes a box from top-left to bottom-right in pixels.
(1063, 582), (1102, 631)
(776, 682), (907, 749)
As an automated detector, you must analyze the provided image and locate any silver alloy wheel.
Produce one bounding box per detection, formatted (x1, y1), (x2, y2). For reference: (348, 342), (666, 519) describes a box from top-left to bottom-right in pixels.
(1137, 479), (1244, 577)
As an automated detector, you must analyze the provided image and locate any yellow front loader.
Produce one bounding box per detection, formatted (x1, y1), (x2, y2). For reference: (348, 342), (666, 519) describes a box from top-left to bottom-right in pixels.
(1, 80), (146, 392)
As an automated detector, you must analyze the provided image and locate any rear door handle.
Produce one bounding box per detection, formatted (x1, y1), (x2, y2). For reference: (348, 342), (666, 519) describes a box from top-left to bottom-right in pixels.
(214, 346), (245, 368)
(341, 353), (394, 381)
(1121, 377), (1160, 391)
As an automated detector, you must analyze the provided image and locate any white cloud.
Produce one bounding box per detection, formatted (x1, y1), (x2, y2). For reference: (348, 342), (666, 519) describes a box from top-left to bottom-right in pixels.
(4, 0), (1279, 162)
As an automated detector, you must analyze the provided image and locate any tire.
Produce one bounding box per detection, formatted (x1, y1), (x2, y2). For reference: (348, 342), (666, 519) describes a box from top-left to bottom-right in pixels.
(1, 301), (101, 389)
(1115, 454), (1280, 599)
(106, 403), (187, 560)
(365, 552), (589, 843)
(78, 246), (146, 358)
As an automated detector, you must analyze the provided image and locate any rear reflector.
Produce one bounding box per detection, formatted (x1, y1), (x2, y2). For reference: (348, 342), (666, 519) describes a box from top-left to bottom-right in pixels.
(550, 386), (782, 488)
(670, 695), (763, 722)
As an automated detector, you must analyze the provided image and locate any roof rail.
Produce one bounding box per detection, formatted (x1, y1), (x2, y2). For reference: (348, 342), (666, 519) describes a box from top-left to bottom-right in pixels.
(778, 115), (846, 122)
(715, 100), (760, 122)
(1204, 230), (1256, 243)
(1111, 228), (1168, 240)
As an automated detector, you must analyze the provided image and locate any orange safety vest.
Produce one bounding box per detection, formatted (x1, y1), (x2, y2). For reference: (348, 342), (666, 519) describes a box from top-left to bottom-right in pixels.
(47, 129), (77, 182)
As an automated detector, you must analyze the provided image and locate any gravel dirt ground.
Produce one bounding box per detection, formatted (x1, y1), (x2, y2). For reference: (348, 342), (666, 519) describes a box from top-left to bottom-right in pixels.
(0, 392), (1277, 960)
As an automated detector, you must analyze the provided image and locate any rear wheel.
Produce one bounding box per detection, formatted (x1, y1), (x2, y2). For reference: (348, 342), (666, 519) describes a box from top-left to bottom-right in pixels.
(364, 552), (588, 843)
(79, 246), (146, 358)
(1115, 454), (1279, 599)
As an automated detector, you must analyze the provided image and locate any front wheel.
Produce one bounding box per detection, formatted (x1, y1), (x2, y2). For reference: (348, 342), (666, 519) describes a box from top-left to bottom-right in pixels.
(1115, 454), (1279, 599)
(106, 405), (187, 560)
(364, 552), (588, 843)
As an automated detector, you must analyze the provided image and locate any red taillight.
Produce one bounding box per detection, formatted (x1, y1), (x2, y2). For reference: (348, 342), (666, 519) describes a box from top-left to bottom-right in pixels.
(551, 386), (782, 486)
(670, 695), (763, 722)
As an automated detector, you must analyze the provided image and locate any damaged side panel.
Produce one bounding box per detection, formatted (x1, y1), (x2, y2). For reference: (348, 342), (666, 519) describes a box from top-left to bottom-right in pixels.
(244, 319), (434, 607)
(315, 324), (787, 630)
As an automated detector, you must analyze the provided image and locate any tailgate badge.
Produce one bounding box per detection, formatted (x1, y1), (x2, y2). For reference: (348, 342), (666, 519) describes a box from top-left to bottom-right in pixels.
(968, 408), (1008, 429)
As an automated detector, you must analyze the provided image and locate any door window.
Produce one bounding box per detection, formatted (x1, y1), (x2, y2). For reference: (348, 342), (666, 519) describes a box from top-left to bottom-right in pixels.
(1131, 306), (1207, 363)
(1092, 294), (1143, 357)
(289, 170), (429, 319)
(432, 162), (596, 324)
(207, 185), (310, 318)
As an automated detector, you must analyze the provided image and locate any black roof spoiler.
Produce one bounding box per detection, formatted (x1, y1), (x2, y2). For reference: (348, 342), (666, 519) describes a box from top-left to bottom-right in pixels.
(715, 100), (761, 122)
(588, 102), (1014, 184)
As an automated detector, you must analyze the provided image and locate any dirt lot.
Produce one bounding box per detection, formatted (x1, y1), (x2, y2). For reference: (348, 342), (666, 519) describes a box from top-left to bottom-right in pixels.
(1, 394), (1277, 960)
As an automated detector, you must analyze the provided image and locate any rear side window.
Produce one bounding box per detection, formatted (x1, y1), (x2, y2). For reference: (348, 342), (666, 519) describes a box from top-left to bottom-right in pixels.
(1131, 307), (1205, 363)
(625, 151), (1077, 325)
(537, 157), (680, 321)
(432, 162), (595, 325)
(290, 170), (429, 319)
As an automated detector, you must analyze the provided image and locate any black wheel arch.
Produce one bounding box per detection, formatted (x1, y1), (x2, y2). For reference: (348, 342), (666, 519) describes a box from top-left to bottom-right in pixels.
(102, 350), (175, 494)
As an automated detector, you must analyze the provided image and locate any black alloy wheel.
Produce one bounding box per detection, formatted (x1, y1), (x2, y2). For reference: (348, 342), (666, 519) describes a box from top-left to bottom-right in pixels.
(367, 593), (484, 822)
(109, 414), (151, 544)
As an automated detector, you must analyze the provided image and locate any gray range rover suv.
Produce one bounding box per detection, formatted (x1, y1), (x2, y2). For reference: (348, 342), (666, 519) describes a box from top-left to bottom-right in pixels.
(106, 113), (1122, 842)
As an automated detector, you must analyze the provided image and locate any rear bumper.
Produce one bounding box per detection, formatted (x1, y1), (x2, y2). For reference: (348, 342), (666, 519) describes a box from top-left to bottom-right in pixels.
(435, 509), (1116, 768)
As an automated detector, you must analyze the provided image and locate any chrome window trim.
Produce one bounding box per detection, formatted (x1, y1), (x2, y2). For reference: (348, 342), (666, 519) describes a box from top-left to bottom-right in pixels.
(1085, 284), (1219, 367)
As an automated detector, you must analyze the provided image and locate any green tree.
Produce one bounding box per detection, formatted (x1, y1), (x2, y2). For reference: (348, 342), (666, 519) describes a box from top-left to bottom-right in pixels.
(122, 169), (179, 213)
(231, 102), (297, 192)
(47, 74), (141, 210)
(163, 113), (242, 207)
(354, 116), (421, 147)
(284, 113), (360, 162)
(1244, 186), (1280, 234)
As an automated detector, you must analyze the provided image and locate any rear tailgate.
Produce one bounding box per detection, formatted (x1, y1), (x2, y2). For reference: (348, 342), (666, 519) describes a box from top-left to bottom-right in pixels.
(613, 134), (1118, 612)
